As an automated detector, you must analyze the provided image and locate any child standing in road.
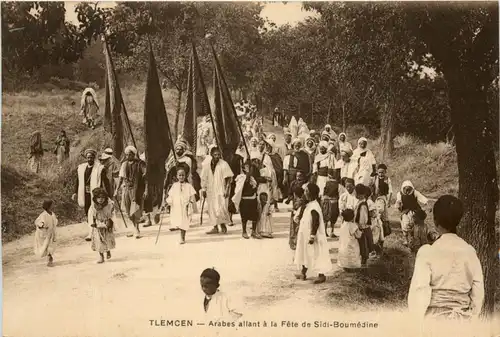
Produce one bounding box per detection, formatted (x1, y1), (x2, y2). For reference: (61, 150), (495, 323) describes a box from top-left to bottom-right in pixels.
(88, 188), (115, 264)
(34, 200), (57, 267)
(338, 209), (362, 270)
(257, 192), (274, 238)
(165, 166), (197, 244)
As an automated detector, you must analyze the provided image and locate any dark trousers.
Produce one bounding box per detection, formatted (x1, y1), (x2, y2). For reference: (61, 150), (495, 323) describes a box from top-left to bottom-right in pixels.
(358, 227), (374, 264)
(84, 192), (92, 218)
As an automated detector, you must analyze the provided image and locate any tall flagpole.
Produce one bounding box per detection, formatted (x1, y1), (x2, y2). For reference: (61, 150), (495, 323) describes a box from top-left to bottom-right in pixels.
(193, 41), (221, 153)
(206, 36), (250, 160)
(102, 35), (138, 150)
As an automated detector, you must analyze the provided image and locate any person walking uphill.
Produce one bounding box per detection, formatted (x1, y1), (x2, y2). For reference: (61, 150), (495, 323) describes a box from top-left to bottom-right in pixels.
(72, 149), (111, 242)
(293, 183), (332, 284)
(54, 130), (70, 165)
(28, 131), (44, 174)
(114, 146), (148, 239)
(201, 146), (234, 235)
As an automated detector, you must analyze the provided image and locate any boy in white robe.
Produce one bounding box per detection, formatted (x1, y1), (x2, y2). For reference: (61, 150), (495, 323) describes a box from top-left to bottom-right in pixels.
(165, 166), (197, 244)
(34, 200), (57, 267)
(408, 195), (484, 322)
(200, 268), (242, 322)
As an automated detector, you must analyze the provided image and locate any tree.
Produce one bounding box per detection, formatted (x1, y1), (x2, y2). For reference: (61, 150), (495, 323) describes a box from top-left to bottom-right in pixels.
(403, 2), (499, 316)
(1, 2), (87, 74)
(104, 2), (265, 137)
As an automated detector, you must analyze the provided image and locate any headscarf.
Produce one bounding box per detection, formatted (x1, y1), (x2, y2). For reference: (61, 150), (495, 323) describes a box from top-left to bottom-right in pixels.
(321, 131), (331, 141)
(84, 148), (97, 157)
(267, 133), (277, 142)
(358, 137), (368, 146)
(250, 137), (259, 148)
(175, 139), (189, 152)
(318, 141), (329, 149)
(339, 133), (347, 142)
(80, 88), (99, 110)
(401, 180), (415, 194)
(291, 138), (303, 147)
(305, 137), (315, 149)
(124, 145), (137, 156)
(324, 124), (332, 130)
(30, 131), (43, 153)
(91, 187), (109, 207)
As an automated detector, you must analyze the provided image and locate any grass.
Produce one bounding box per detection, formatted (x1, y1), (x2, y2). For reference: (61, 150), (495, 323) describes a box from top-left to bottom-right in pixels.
(1, 83), (179, 242)
(2, 85), (499, 312)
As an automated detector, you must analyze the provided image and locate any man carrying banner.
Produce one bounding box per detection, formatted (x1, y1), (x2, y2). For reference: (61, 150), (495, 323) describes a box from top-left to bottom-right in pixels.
(201, 146), (234, 235)
(114, 146), (147, 239)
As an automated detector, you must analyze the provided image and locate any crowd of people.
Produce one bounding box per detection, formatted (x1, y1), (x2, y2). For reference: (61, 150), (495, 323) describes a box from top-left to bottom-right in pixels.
(31, 95), (485, 323)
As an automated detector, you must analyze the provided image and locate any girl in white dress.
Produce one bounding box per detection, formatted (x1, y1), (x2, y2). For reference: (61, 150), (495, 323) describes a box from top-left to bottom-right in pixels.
(338, 209), (362, 270)
(293, 183), (332, 284)
(166, 166), (197, 244)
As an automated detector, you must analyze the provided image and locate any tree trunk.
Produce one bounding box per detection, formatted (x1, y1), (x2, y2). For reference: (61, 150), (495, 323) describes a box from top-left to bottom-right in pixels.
(379, 102), (395, 162)
(326, 100), (332, 125)
(446, 71), (499, 317)
(174, 89), (183, 139)
(341, 103), (347, 133)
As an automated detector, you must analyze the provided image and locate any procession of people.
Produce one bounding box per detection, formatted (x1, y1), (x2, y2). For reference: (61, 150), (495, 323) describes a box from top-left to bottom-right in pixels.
(32, 93), (484, 323)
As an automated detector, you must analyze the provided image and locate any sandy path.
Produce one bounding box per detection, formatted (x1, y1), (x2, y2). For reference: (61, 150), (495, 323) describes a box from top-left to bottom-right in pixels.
(4, 121), (496, 337)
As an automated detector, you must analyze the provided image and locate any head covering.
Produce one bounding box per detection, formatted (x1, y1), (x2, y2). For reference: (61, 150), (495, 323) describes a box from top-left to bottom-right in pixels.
(324, 124), (332, 130)
(99, 148), (113, 160)
(401, 180), (414, 194)
(267, 133), (277, 141)
(305, 137), (315, 147)
(321, 131), (331, 140)
(91, 187), (109, 206)
(84, 148), (97, 157)
(340, 149), (353, 157)
(292, 138), (302, 147)
(124, 145), (137, 155)
(81, 88), (99, 110)
(175, 139), (188, 151)
(250, 137), (258, 146)
(318, 141), (329, 149)
(139, 152), (146, 161)
(339, 132), (347, 142)
(309, 130), (316, 135)
(358, 137), (368, 146)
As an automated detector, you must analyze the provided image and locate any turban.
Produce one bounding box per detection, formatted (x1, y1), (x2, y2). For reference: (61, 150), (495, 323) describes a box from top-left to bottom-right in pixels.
(309, 130), (316, 135)
(325, 124), (332, 129)
(99, 148), (113, 160)
(340, 149), (353, 157)
(318, 141), (329, 149)
(267, 133), (276, 140)
(358, 137), (368, 145)
(175, 139), (188, 151)
(124, 145), (137, 155)
(84, 148), (97, 157)
(292, 138), (302, 146)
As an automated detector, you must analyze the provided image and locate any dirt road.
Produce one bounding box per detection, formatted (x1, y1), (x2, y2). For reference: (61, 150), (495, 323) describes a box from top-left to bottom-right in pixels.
(4, 121), (495, 337)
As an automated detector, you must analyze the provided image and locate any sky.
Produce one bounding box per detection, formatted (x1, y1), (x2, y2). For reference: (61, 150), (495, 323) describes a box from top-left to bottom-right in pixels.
(64, 1), (315, 27)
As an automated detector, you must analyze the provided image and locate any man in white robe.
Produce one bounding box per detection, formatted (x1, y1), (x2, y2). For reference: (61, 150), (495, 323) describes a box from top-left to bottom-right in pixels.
(201, 147), (234, 235)
(72, 148), (110, 241)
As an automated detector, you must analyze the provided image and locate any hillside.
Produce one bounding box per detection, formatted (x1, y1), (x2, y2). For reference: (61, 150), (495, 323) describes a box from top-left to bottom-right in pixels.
(1, 85), (178, 241)
(2, 86), (498, 243)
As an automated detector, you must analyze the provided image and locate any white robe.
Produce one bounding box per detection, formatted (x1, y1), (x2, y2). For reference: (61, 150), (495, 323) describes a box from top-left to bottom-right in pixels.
(201, 159), (234, 226)
(313, 153), (333, 196)
(294, 200), (332, 274)
(34, 211), (57, 258)
(166, 182), (196, 231)
(77, 162), (105, 208)
(202, 290), (242, 322)
(352, 149), (376, 186)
